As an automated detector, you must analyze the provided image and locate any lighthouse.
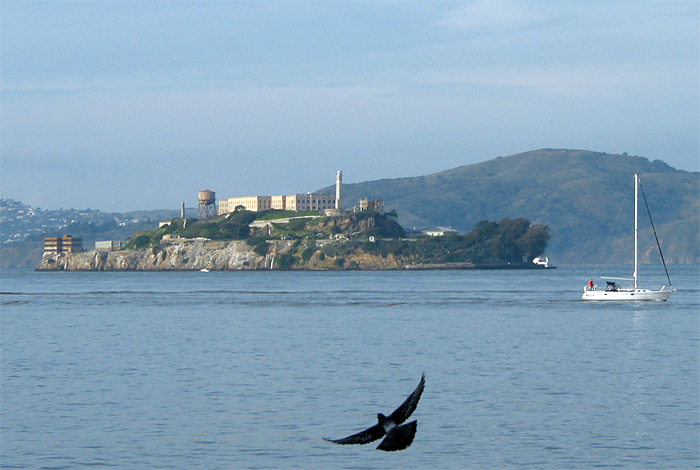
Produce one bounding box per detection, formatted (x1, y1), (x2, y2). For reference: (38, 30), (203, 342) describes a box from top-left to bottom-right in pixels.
(335, 170), (343, 211)
(335, 171), (343, 208)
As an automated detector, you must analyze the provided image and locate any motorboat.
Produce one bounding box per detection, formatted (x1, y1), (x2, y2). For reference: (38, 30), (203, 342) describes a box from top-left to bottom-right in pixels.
(532, 255), (555, 268)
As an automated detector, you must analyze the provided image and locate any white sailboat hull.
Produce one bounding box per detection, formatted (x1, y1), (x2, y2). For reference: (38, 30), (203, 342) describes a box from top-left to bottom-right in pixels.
(582, 174), (675, 302)
(582, 287), (674, 301)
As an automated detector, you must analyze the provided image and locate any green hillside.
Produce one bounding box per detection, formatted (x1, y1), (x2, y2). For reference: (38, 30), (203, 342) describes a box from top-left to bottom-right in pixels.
(326, 149), (699, 264)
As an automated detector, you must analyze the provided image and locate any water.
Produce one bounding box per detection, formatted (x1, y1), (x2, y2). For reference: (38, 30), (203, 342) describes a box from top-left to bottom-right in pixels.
(1, 266), (698, 469)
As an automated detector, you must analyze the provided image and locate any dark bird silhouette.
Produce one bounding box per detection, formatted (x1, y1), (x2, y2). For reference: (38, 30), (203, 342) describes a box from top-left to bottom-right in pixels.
(324, 373), (425, 452)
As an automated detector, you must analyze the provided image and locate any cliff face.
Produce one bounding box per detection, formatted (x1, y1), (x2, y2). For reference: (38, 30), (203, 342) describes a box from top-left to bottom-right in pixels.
(38, 239), (273, 271)
(36, 238), (406, 271)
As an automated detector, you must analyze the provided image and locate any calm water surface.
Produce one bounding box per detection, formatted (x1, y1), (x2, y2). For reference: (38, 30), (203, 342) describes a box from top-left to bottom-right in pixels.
(1, 266), (698, 469)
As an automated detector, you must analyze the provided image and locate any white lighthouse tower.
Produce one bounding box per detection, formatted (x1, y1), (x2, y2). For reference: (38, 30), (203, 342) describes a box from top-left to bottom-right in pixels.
(335, 170), (343, 211)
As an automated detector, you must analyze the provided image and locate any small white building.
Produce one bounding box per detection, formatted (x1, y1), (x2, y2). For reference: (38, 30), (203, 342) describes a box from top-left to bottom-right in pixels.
(423, 226), (458, 237)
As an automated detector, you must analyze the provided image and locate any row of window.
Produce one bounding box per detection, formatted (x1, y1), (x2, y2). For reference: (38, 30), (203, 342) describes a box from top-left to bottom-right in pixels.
(219, 195), (336, 213)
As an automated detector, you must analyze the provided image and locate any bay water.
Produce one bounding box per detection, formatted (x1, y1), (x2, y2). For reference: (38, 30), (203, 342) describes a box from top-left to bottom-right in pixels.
(1, 266), (698, 469)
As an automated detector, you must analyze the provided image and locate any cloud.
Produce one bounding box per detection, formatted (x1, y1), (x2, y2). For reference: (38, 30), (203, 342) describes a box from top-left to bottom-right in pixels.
(1, 1), (697, 212)
(438, 1), (546, 32)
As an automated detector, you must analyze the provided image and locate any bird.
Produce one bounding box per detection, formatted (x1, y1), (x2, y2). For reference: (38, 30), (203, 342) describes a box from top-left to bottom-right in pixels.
(324, 373), (425, 452)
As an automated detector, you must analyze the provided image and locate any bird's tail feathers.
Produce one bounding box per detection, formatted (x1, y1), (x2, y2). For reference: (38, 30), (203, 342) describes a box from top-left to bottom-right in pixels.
(376, 421), (417, 452)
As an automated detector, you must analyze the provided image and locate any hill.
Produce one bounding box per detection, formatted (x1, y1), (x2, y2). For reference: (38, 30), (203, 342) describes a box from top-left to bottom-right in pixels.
(322, 149), (698, 264)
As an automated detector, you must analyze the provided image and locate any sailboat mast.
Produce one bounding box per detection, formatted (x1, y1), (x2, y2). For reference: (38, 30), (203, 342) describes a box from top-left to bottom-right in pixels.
(633, 174), (638, 289)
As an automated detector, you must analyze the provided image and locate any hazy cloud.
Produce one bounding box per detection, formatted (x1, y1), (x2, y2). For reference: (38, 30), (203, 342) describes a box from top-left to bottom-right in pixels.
(1, 1), (697, 212)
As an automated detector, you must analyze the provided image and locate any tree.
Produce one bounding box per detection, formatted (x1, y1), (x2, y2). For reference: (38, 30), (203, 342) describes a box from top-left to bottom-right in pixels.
(472, 220), (499, 240)
(275, 253), (295, 270)
(517, 224), (550, 261)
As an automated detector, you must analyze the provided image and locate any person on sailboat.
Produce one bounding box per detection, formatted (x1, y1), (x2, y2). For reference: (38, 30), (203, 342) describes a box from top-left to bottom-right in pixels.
(588, 279), (594, 290)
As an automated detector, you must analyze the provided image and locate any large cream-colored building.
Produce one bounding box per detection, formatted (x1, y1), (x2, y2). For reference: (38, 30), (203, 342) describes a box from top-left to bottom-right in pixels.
(218, 193), (336, 215)
(218, 171), (343, 215)
(219, 196), (272, 214)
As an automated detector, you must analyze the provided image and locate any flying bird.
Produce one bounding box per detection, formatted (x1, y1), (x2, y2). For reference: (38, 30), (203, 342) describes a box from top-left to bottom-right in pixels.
(324, 373), (425, 452)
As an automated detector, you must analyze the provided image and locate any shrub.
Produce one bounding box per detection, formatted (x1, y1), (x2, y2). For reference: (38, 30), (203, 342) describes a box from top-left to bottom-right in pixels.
(363, 241), (380, 254)
(130, 234), (151, 250)
(301, 247), (315, 263)
(253, 241), (269, 256)
(275, 253), (295, 270)
(287, 218), (308, 231)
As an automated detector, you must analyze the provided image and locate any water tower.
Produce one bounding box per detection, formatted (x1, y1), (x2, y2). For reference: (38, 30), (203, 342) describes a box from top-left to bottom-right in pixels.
(197, 189), (216, 219)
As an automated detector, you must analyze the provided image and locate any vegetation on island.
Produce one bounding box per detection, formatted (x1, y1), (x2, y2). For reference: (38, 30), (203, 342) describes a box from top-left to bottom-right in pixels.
(319, 218), (549, 266)
(120, 207), (549, 269)
(122, 209), (406, 250)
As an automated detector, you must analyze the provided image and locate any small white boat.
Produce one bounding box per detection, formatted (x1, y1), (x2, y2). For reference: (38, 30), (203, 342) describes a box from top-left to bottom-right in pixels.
(582, 174), (675, 301)
(200, 268), (210, 272)
(532, 255), (555, 268)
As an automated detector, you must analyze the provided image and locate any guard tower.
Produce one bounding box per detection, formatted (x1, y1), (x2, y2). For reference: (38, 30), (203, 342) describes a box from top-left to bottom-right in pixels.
(197, 189), (217, 219)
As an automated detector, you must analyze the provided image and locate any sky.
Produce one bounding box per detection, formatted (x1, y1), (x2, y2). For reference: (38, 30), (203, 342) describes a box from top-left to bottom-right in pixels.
(1, 1), (698, 213)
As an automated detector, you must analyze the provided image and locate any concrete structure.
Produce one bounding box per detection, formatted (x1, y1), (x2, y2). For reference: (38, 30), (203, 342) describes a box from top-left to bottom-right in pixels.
(219, 194), (337, 214)
(285, 194), (336, 212)
(44, 235), (83, 253)
(219, 196), (272, 214)
(359, 197), (384, 213)
(217, 171), (343, 216)
(95, 240), (126, 251)
(197, 190), (217, 219)
(271, 195), (286, 210)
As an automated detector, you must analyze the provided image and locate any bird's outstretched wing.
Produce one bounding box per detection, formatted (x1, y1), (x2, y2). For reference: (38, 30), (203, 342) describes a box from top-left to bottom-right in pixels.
(323, 423), (385, 445)
(377, 421), (417, 452)
(388, 373), (425, 425)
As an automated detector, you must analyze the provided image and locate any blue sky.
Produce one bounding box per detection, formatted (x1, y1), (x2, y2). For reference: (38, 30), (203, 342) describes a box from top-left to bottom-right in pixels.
(1, 1), (698, 212)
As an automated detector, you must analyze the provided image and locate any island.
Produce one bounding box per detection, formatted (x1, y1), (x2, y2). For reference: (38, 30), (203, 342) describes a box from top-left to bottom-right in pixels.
(36, 209), (550, 271)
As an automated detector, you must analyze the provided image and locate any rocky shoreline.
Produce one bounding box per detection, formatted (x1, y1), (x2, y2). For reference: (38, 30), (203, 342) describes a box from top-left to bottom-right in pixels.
(36, 239), (403, 271)
(36, 238), (547, 271)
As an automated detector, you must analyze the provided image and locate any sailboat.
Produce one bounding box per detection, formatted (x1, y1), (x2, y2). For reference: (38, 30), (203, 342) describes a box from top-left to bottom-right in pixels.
(582, 174), (675, 301)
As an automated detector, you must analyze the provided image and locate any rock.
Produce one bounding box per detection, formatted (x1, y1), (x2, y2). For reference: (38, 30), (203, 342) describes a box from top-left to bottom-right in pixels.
(37, 239), (270, 271)
(36, 238), (399, 271)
